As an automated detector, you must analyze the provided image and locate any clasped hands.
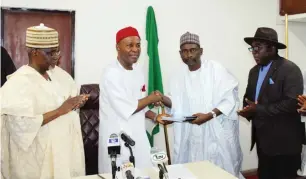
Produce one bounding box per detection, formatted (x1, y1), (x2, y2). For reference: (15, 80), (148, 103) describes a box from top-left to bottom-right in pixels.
(57, 94), (90, 115)
(237, 98), (257, 118)
(147, 90), (172, 125)
(235, 95), (306, 118)
(148, 91), (214, 126)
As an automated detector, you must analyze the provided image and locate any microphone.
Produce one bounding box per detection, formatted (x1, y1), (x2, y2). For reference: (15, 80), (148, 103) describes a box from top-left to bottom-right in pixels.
(121, 132), (136, 166)
(107, 133), (121, 179)
(108, 133), (121, 155)
(121, 132), (135, 146)
(150, 148), (169, 179)
(121, 161), (135, 179)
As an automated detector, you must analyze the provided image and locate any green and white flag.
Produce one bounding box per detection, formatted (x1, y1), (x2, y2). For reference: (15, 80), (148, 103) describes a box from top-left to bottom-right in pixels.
(145, 6), (164, 147)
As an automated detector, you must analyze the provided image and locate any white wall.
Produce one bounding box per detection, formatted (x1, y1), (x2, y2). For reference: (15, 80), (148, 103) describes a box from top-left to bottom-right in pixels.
(2, 0), (306, 171)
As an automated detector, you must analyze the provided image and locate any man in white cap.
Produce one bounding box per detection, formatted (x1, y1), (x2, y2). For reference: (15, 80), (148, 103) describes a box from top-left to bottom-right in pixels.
(1, 23), (88, 179)
(156, 32), (244, 178)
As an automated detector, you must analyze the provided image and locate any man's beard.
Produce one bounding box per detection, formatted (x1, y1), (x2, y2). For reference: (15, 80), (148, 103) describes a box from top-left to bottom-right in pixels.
(185, 58), (198, 66)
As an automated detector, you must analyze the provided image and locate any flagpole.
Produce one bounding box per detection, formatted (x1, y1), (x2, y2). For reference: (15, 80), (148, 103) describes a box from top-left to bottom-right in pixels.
(285, 13), (288, 59)
(161, 105), (171, 165)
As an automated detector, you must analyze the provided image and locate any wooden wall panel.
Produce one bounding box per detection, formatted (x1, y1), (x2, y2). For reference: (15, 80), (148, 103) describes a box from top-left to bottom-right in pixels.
(280, 0), (306, 15)
(2, 8), (75, 76)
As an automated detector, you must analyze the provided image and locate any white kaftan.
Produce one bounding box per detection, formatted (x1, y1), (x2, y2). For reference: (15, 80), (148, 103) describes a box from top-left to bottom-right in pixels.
(98, 61), (152, 173)
(168, 59), (244, 179)
(1, 65), (85, 179)
(47, 65), (79, 97)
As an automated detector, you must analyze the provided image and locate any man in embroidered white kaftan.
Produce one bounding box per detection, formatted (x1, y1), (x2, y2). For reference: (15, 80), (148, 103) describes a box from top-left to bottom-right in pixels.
(157, 32), (244, 178)
(98, 26), (166, 173)
(1, 23), (88, 179)
(47, 42), (79, 97)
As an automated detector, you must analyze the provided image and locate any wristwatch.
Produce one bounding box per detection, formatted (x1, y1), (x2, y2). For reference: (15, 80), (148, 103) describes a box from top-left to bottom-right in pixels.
(210, 111), (217, 118)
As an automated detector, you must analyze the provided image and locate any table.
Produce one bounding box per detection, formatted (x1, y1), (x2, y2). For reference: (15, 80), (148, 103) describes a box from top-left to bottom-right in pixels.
(73, 161), (238, 179)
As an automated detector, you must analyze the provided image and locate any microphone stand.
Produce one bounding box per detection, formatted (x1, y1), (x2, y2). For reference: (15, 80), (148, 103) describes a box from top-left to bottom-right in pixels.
(110, 153), (117, 179)
(158, 164), (169, 179)
(124, 142), (135, 167)
(125, 170), (134, 179)
(158, 164), (165, 179)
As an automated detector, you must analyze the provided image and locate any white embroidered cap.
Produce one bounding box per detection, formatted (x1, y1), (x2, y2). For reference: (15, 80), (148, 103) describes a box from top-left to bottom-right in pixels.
(26, 23), (59, 48)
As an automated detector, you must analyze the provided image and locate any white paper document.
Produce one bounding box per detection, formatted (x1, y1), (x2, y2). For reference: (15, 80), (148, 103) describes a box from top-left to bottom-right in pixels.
(161, 116), (184, 122)
(167, 164), (197, 179)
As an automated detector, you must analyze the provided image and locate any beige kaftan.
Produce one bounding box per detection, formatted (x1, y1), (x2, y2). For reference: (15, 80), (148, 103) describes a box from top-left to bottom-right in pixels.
(1, 65), (85, 179)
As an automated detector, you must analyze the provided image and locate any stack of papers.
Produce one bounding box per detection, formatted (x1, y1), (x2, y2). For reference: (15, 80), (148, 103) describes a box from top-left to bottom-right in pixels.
(161, 116), (184, 122)
(167, 164), (197, 179)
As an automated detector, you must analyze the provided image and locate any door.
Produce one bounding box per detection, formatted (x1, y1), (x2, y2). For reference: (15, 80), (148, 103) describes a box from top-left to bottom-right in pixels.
(1, 8), (75, 76)
(280, 0), (306, 15)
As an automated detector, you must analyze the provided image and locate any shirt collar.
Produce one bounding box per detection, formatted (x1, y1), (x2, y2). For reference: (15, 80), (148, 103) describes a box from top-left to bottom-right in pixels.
(260, 61), (273, 71)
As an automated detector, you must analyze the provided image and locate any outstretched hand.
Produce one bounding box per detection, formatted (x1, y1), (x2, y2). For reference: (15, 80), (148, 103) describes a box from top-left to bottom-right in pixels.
(191, 113), (212, 125)
(152, 90), (164, 107)
(148, 91), (163, 104)
(156, 106), (173, 125)
(155, 113), (173, 125)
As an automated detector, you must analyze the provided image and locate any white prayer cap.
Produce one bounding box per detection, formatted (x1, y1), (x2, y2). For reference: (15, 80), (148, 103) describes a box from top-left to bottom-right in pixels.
(180, 32), (200, 47)
(26, 23), (59, 48)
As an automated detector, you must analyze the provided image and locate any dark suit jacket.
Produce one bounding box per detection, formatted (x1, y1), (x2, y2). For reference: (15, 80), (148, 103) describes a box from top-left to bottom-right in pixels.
(243, 56), (305, 156)
(1, 47), (16, 86)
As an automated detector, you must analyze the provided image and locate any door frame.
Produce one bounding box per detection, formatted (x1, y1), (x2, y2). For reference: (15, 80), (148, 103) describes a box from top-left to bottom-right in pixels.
(1, 7), (76, 78)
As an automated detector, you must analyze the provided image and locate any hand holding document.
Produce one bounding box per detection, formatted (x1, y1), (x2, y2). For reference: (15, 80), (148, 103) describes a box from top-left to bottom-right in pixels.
(155, 106), (173, 125)
(161, 116), (197, 123)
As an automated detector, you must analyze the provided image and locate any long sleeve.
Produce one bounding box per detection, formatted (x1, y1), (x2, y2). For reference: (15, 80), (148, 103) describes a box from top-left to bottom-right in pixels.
(2, 114), (43, 151)
(215, 86), (238, 117)
(214, 63), (239, 118)
(256, 64), (303, 117)
(1, 70), (44, 151)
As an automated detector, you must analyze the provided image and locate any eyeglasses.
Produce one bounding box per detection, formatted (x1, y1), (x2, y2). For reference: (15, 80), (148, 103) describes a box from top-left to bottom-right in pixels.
(38, 49), (60, 58)
(248, 45), (268, 52)
(180, 48), (200, 55)
(51, 51), (61, 60)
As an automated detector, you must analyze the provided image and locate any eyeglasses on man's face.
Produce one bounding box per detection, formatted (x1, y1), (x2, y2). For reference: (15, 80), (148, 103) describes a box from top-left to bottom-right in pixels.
(248, 45), (268, 52)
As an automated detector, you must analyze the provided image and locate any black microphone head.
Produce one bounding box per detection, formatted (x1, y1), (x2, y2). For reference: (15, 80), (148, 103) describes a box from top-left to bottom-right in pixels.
(121, 132), (135, 146)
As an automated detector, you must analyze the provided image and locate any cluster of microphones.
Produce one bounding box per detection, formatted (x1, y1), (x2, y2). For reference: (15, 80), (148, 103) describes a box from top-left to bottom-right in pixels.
(107, 132), (169, 179)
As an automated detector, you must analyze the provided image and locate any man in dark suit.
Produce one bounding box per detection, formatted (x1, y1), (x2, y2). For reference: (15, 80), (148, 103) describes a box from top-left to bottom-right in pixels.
(1, 46), (16, 86)
(238, 27), (305, 179)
